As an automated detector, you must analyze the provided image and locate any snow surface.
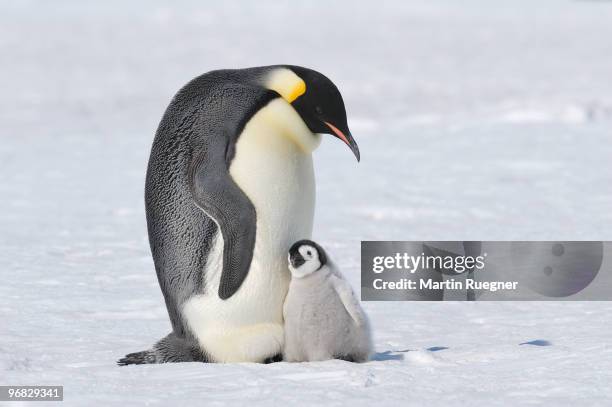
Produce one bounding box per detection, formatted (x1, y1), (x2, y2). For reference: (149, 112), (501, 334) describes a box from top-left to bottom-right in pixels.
(2, 0), (612, 405)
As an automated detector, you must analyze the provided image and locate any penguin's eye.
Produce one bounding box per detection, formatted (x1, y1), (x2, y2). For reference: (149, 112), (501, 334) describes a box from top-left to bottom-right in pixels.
(314, 106), (323, 115)
(306, 250), (312, 256)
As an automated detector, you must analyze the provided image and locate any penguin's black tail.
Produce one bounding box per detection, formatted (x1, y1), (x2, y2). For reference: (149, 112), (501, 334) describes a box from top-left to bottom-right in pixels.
(117, 350), (157, 366)
(117, 333), (209, 366)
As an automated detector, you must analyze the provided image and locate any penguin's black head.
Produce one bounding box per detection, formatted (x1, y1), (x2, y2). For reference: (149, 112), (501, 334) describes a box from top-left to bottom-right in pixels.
(269, 66), (360, 162)
(288, 239), (328, 278)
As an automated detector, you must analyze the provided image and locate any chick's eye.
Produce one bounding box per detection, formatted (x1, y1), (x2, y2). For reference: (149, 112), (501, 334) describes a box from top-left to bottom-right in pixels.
(314, 106), (323, 115)
(306, 250), (312, 256)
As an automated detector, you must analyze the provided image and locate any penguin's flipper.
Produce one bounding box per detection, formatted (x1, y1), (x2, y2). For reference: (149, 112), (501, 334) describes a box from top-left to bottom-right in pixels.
(190, 146), (257, 300)
(186, 84), (277, 300)
(330, 275), (367, 327)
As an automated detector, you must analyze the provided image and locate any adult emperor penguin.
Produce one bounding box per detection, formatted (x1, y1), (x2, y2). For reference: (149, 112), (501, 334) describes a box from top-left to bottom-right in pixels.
(118, 65), (359, 365)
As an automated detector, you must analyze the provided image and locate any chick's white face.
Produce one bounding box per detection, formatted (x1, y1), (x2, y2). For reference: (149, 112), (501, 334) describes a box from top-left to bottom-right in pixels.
(288, 244), (321, 278)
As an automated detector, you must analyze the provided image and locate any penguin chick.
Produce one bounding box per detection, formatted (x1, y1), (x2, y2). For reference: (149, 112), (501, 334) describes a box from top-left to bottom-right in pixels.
(283, 240), (372, 362)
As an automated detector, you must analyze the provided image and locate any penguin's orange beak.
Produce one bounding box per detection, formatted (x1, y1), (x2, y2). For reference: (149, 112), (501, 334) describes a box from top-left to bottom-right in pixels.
(324, 121), (360, 162)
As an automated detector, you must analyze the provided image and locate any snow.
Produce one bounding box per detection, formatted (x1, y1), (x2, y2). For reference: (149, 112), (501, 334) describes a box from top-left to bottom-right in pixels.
(2, 0), (612, 405)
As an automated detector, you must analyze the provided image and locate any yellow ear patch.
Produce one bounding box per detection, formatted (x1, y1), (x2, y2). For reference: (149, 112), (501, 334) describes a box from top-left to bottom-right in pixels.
(265, 68), (306, 103)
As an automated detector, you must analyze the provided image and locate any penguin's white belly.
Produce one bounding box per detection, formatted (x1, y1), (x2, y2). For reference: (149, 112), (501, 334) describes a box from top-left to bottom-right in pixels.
(182, 99), (319, 363)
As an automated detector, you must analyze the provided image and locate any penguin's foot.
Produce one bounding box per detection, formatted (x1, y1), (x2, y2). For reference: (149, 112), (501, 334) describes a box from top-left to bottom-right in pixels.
(263, 353), (283, 364)
(117, 350), (157, 366)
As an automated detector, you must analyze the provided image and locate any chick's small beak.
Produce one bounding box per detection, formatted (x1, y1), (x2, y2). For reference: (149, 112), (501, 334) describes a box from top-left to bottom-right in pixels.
(324, 121), (360, 162)
(289, 251), (305, 269)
